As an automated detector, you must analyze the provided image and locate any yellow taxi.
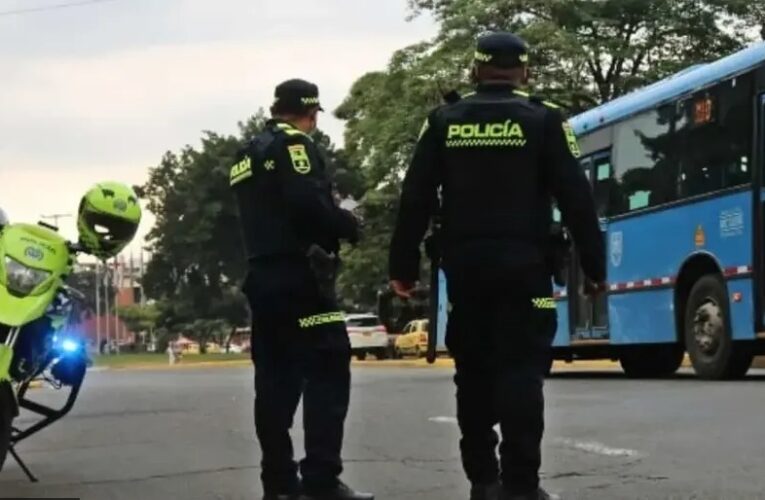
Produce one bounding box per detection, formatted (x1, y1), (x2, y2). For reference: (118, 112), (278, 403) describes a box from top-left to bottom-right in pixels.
(394, 319), (429, 358)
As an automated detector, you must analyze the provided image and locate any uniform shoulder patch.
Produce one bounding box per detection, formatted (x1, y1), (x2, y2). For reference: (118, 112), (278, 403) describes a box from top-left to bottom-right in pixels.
(287, 143), (311, 174)
(562, 121), (581, 158)
(230, 156), (252, 186)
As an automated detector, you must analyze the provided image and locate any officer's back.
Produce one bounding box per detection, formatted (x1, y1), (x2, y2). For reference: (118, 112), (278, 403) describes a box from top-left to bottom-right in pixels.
(437, 88), (557, 282)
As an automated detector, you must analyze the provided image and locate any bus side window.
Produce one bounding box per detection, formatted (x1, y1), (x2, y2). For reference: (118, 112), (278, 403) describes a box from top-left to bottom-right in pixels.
(611, 105), (676, 215)
(677, 75), (753, 197)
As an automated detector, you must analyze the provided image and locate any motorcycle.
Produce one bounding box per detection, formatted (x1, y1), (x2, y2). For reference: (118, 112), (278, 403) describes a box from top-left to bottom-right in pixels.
(0, 182), (140, 481)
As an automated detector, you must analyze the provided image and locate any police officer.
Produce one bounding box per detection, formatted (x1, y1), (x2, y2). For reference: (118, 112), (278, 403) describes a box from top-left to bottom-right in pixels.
(230, 79), (373, 500)
(388, 32), (606, 500)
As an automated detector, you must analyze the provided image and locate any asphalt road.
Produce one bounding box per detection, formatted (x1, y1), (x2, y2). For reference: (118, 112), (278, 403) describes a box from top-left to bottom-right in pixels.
(2, 365), (765, 500)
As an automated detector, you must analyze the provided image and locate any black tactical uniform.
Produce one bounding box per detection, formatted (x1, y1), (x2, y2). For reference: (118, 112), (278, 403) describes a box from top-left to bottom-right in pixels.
(389, 33), (605, 500)
(231, 79), (372, 500)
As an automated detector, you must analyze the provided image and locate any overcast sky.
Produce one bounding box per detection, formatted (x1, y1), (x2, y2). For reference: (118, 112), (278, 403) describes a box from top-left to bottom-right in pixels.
(0, 0), (436, 256)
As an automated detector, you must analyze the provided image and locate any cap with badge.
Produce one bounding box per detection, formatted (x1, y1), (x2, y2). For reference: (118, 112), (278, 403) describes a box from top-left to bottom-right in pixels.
(272, 78), (324, 114)
(474, 31), (530, 68)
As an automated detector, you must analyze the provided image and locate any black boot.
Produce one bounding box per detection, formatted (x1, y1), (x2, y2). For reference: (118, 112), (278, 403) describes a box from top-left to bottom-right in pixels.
(301, 480), (374, 500)
(470, 481), (502, 500)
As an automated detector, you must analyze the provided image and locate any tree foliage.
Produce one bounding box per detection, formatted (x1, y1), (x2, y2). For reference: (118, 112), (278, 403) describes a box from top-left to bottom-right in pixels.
(116, 303), (160, 341)
(408, 0), (763, 105)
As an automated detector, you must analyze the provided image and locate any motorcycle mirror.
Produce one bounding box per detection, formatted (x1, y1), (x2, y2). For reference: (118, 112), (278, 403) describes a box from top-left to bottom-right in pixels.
(38, 221), (59, 232)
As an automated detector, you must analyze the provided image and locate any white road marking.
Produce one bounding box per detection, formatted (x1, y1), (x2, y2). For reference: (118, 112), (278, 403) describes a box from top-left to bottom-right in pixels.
(429, 416), (458, 424)
(429, 417), (642, 460)
(554, 438), (642, 458)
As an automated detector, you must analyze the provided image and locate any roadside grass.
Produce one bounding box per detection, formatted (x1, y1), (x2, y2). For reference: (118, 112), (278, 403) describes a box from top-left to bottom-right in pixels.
(92, 352), (250, 368)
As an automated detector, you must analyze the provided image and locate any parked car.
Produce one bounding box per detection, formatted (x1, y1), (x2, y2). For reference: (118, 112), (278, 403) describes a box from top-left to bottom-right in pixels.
(345, 313), (390, 361)
(226, 343), (244, 354)
(394, 319), (429, 358)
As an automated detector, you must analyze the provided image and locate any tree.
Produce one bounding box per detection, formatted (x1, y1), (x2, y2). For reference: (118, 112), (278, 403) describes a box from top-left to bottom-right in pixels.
(407, 0), (765, 107)
(116, 303), (160, 346)
(332, 0), (764, 308)
(139, 114), (265, 347)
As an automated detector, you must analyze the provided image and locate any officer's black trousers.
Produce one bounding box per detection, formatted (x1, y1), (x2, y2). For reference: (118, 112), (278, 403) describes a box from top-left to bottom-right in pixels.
(245, 259), (351, 495)
(445, 265), (556, 495)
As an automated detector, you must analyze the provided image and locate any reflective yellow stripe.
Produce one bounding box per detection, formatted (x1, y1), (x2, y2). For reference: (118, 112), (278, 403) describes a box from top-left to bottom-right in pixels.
(298, 311), (345, 329)
(532, 297), (556, 310)
(513, 90), (560, 109)
(277, 123), (313, 141)
(562, 121), (582, 158)
(445, 138), (527, 148)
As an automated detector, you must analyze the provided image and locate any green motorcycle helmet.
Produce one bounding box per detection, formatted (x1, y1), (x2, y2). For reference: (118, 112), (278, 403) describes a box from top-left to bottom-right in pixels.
(77, 182), (141, 259)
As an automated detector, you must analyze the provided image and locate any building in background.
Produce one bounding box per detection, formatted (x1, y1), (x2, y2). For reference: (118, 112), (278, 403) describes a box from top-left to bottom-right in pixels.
(73, 252), (147, 353)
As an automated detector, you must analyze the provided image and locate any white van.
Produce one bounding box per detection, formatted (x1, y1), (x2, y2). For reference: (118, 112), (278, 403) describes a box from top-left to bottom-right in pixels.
(345, 313), (390, 361)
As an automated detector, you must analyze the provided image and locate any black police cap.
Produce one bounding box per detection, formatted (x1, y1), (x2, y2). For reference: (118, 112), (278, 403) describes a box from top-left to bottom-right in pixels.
(273, 78), (324, 114)
(474, 31), (529, 68)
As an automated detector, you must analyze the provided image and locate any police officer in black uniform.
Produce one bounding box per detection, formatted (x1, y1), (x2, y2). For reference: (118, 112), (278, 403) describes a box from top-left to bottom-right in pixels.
(389, 33), (606, 500)
(230, 79), (374, 500)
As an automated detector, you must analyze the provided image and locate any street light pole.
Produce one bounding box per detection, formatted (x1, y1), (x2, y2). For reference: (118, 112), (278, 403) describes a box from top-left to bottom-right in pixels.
(95, 261), (101, 355)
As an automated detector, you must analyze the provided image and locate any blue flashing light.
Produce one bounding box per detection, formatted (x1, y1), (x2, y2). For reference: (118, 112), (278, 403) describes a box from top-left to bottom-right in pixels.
(61, 338), (80, 354)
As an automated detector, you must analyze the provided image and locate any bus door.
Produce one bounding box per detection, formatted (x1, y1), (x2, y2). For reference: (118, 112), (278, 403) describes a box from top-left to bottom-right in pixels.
(568, 152), (611, 342)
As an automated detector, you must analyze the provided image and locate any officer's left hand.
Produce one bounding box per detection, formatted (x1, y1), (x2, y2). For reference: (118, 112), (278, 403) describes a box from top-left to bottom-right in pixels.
(390, 280), (416, 299)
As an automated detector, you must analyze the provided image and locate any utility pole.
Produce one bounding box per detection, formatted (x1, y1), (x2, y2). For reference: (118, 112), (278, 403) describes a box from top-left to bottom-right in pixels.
(95, 261), (101, 355)
(103, 263), (111, 354)
(114, 257), (121, 354)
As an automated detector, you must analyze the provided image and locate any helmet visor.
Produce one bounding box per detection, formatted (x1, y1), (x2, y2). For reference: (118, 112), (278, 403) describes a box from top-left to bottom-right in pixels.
(83, 211), (138, 253)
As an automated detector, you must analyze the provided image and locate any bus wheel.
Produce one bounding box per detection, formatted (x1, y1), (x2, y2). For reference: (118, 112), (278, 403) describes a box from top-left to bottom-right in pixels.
(619, 346), (683, 378)
(684, 275), (753, 380)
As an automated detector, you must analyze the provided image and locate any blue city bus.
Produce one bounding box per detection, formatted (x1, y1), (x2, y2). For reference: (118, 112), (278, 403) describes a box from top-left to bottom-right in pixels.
(434, 41), (765, 380)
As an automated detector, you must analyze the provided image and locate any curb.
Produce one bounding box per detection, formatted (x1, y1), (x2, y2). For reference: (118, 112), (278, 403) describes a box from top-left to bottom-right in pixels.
(96, 357), (624, 372)
(104, 360), (252, 371)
